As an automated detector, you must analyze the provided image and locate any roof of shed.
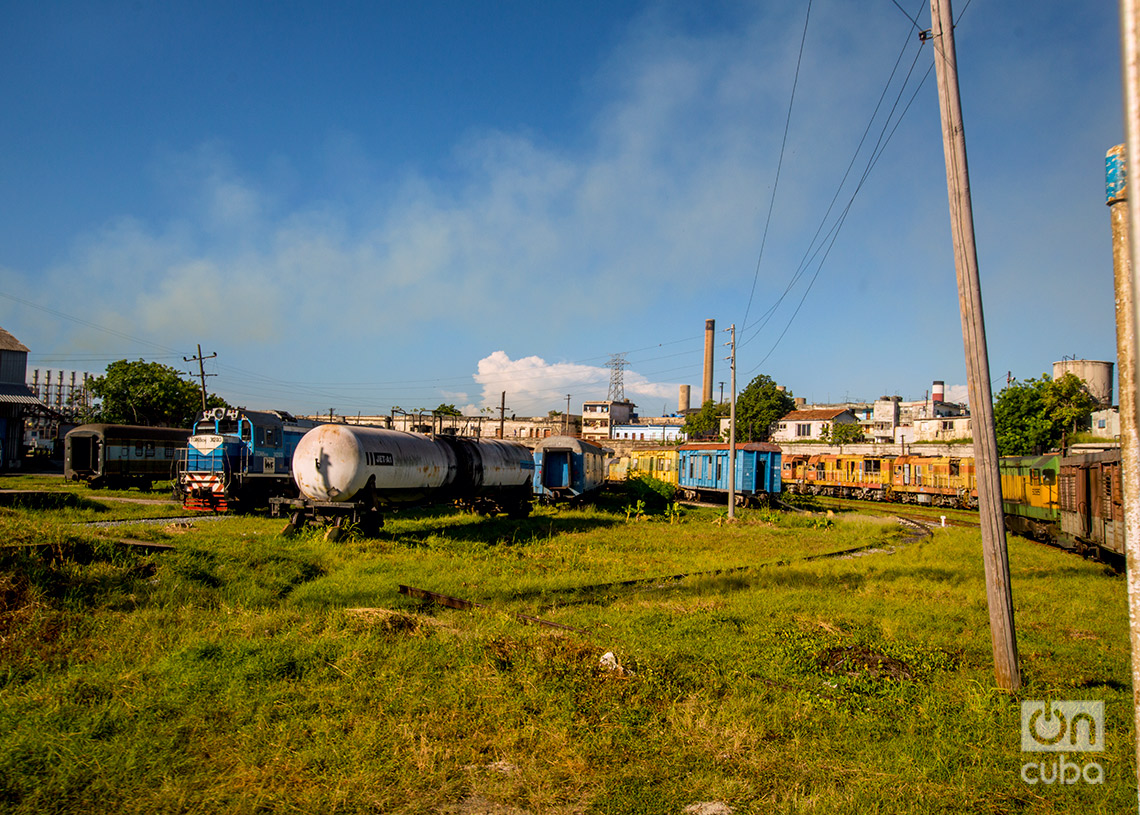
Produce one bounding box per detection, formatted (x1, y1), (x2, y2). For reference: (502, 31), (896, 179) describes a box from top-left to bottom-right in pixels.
(0, 383), (41, 405)
(0, 327), (29, 353)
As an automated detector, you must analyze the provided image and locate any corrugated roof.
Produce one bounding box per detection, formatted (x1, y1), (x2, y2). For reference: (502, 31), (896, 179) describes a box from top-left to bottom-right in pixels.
(0, 383), (42, 405)
(0, 327), (29, 353)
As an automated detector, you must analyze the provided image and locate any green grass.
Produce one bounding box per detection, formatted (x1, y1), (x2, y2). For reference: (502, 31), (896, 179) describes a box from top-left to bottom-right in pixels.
(0, 501), (1132, 814)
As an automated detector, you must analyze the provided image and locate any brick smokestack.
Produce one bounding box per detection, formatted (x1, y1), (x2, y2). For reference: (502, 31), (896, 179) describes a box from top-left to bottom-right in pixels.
(703, 319), (715, 405)
(679, 384), (691, 413)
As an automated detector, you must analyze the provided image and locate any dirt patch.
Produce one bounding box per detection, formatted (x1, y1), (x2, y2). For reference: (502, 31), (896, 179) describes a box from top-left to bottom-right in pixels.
(819, 644), (914, 681)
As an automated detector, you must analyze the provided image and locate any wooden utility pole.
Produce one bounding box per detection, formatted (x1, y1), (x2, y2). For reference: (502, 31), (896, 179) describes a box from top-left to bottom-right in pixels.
(726, 324), (737, 521)
(565, 394), (571, 435)
(1107, 142), (1140, 810)
(930, 0), (1020, 690)
(183, 344), (217, 414)
(1115, 0), (1140, 804)
(498, 392), (508, 439)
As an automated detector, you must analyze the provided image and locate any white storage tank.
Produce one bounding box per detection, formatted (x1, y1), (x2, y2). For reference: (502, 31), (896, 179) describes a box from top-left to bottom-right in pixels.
(1052, 359), (1114, 406)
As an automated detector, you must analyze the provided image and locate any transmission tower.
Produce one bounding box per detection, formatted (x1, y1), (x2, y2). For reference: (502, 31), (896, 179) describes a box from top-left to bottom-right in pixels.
(606, 353), (628, 402)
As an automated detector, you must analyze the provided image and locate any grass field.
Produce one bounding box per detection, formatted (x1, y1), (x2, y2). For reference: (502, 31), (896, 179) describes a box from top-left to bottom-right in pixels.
(0, 488), (1133, 814)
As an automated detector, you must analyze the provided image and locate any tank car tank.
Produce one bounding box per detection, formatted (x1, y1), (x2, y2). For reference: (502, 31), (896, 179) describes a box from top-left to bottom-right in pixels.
(275, 425), (534, 537)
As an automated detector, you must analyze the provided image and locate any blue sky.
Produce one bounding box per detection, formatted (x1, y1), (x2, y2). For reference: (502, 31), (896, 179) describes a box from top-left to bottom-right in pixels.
(0, 1), (1125, 418)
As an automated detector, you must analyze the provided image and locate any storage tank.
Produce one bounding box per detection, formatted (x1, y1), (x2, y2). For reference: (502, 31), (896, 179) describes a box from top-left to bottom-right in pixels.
(1052, 359), (1114, 406)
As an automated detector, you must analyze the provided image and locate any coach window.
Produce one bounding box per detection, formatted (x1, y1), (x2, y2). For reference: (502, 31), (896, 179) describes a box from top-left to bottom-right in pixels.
(135, 443), (144, 456)
(145, 442), (155, 458)
(165, 444), (175, 458)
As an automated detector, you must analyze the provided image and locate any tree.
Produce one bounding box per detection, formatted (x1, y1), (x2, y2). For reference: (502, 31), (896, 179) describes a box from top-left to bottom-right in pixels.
(994, 373), (1097, 455)
(820, 421), (866, 446)
(434, 403), (462, 416)
(681, 400), (728, 440)
(88, 359), (226, 427)
(734, 374), (796, 442)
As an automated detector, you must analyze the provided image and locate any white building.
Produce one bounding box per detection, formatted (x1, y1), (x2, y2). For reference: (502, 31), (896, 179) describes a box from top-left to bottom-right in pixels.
(771, 408), (861, 443)
(582, 400), (636, 441)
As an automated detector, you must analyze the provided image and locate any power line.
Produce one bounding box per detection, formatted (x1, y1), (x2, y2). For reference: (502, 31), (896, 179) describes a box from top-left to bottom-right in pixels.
(741, 0), (814, 331)
(740, 1), (931, 373)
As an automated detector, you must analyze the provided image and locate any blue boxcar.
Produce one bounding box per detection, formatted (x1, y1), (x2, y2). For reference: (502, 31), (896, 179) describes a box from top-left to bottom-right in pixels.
(177, 407), (317, 511)
(677, 442), (782, 507)
(532, 435), (609, 502)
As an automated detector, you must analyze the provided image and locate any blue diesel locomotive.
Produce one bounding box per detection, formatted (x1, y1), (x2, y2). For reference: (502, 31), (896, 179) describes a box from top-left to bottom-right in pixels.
(176, 407), (317, 511)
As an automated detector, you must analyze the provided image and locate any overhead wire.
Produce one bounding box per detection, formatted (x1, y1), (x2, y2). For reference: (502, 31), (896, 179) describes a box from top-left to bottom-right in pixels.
(741, 0), (813, 332)
(739, 0), (931, 373)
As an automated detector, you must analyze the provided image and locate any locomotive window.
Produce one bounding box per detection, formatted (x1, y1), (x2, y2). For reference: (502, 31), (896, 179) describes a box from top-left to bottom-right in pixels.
(1042, 470), (1056, 485)
(949, 460), (960, 476)
(1030, 470), (1040, 486)
(240, 422), (252, 442)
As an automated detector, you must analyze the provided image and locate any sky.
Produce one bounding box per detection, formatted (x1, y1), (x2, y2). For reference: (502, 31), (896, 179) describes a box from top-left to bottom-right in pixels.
(0, 0), (1126, 419)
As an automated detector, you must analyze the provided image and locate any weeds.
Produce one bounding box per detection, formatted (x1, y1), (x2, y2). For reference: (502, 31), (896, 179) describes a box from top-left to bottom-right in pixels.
(0, 505), (1132, 814)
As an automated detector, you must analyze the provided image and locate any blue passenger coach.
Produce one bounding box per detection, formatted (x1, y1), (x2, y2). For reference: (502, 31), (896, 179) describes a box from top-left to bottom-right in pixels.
(177, 407), (317, 511)
(532, 435), (609, 503)
(677, 442), (782, 507)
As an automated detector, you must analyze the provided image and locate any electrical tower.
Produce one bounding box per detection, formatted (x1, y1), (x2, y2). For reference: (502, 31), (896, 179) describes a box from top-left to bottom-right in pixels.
(606, 354), (628, 402)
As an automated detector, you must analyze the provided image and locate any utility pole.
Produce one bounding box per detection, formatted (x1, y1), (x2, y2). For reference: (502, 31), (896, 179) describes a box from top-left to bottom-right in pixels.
(719, 381), (725, 404)
(498, 392), (508, 439)
(1107, 143), (1140, 808)
(1114, 0), (1140, 801)
(930, 0), (1020, 690)
(183, 344), (217, 414)
(565, 394), (571, 435)
(726, 325), (737, 521)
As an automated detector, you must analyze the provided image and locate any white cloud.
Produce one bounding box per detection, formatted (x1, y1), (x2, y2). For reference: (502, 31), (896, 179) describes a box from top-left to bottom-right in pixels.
(472, 351), (681, 418)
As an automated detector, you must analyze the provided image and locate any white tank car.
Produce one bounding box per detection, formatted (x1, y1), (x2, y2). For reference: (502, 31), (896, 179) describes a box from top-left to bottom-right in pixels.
(291, 425), (533, 505)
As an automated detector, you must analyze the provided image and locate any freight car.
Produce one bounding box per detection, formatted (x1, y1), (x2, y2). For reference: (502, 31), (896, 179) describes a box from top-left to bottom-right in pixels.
(1000, 448), (1125, 561)
(676, 442), (782, 507)
(532, 435), (609, 503)
(271, 425), (535, 536)
(176, 407), (317, 511)
(64, 424), (191, 490)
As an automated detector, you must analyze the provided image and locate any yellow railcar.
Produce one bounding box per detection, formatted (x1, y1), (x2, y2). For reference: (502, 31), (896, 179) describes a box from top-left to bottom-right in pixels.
(627, 447), (680, 486)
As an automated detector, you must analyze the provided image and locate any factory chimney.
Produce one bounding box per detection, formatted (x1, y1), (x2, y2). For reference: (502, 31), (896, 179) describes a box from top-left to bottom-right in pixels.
(678, 385), (691, 414)
(702, 319), (715, 405)
(932, 380), (946, 403)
